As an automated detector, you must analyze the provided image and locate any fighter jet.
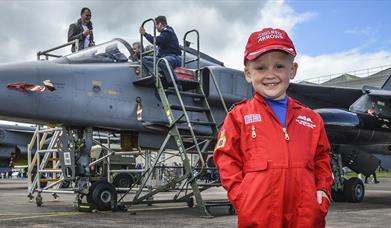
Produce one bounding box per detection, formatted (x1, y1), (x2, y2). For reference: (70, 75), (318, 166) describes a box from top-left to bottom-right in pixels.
(288, 77), (391, 202)
(0, 36), (250, 213)
(0, 34), (389, 208)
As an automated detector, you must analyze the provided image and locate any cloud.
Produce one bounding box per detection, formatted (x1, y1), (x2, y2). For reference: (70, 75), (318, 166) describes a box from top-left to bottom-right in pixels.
(0, 0), (389, 85)
(296, 49), (391, 82)
(0, 0), (313, 69)
(207, 0), (315, 70)
(0, 0), (267, 64)
(256, 0), (316, 34)
(345, 27), (371, 36)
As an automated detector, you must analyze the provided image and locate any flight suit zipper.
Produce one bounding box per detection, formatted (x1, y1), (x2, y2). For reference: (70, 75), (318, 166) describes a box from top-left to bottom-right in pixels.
(282, 127), (291, 168)
(282, 127), (290, 141)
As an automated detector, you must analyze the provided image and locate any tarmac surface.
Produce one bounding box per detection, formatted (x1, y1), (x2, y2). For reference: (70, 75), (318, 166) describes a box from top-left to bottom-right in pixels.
(1, 178), (391, 227)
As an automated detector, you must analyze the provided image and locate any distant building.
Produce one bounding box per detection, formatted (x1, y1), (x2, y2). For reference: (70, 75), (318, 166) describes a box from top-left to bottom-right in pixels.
(322, 74), (359, 86)
(321, 67), (391, 89)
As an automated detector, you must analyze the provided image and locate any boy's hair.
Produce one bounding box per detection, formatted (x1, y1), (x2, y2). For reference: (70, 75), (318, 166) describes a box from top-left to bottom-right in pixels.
(80, 7), (91, 15)
(244, 50), (294, 66)
(155, 16), (167, 26)
(244, 28), (296, 65)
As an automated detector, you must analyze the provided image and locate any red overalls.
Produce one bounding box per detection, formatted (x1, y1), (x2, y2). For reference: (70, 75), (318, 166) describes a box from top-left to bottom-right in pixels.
(214, 94), (333, 228)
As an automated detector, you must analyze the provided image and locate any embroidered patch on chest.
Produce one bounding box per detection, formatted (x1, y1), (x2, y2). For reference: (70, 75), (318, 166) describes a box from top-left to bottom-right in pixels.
(296, 115), (316, 129)
(244, 114), (262, 124)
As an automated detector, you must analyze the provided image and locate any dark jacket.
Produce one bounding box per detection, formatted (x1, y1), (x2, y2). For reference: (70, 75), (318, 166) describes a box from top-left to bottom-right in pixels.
(144, 25), (181, 58)
(67, 19), (94, 52)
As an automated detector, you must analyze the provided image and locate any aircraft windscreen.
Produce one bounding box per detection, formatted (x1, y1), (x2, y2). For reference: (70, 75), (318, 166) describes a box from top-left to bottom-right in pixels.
(65, 40), (133, 64)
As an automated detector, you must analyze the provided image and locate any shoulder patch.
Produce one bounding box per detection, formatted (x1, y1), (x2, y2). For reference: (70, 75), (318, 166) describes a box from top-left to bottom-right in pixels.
(229, 99), (248, 111)
(214, 129), (226, 150)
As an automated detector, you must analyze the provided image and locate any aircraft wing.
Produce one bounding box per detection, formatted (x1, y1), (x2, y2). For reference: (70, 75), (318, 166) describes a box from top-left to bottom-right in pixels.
(287, 83), (363, 110)
(5, 128), (35, 134)
(0, 124), (36, 134)
(366, 89), (391, 97)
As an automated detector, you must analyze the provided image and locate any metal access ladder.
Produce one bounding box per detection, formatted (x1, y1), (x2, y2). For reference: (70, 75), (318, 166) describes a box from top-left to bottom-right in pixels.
(130, 23), (231, 216)
(27, 125), (67, 205)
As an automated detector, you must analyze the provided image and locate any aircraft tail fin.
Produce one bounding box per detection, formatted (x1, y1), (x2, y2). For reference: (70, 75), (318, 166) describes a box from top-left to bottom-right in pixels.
(381, 74), (391, 90)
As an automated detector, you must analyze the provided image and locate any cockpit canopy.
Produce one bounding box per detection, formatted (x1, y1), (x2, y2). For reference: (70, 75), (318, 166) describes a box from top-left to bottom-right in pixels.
(58, 39), (135, 64)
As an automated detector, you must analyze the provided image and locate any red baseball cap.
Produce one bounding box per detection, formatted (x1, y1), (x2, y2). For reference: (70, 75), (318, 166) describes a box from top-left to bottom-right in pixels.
(244, 28), (296, 64)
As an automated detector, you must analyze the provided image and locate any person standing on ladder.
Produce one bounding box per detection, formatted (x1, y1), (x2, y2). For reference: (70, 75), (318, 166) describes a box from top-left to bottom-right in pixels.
(139, 16), (181, 84)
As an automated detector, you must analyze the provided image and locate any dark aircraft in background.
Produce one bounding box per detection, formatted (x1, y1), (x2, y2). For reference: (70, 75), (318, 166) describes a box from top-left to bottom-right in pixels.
(0, 124), (35, 173)
(288, 78), (391, 202)
(0, 36), (390, 205)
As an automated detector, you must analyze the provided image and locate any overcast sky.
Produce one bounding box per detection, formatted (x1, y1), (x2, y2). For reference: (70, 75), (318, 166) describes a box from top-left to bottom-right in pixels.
(1, 0), (391, 82)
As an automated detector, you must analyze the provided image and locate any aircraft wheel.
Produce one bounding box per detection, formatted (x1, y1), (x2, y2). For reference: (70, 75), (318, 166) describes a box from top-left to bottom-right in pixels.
(60, 180), (71, 188)
(343, 177), (365, 202)
(187, 197), (194, 208)
(228, 205), (236, 215)
(113, 173), (134, 188)
(331, 188), (345, 202)
(87, 180), (105, 204)
(36, 194), (43, 207)
(91, 181), (117, 211)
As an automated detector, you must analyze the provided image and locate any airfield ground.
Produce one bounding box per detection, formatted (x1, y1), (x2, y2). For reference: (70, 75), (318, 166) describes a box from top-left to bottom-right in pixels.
(1, 178), (391, 227)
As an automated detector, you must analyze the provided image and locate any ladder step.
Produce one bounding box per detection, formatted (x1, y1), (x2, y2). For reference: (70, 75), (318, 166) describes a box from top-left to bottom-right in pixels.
(182, 135), (216, 140)
(170, 104), (209, 112)
(38, 169), (62, 173)
(175, 78), (199, 87)
(186, 150), (214, 155)
(40, 178), (61, 182)
(177, 120), (216, 126)
(37, 149), (58, 153)
(165, 89), (205, 98)
(197, 182), (221, 187)
(190, 121), (216, 126)
(133, 75), (155, 86)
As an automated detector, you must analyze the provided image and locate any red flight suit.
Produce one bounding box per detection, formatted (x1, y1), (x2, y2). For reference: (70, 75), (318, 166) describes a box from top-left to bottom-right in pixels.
(214, 94), (333, 228)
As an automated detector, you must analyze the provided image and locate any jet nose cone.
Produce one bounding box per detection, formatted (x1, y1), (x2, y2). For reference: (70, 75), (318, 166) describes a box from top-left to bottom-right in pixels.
(0, 62), (39, 120)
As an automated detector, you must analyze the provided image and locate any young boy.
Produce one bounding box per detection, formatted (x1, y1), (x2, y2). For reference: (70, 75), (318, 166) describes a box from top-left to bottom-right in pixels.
(214, 28), (333, 228)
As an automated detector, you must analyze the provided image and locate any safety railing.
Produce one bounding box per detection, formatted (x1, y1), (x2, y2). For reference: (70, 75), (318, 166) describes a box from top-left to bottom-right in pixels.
(37, 40), (79, 60)
(139, 18), (157, 78)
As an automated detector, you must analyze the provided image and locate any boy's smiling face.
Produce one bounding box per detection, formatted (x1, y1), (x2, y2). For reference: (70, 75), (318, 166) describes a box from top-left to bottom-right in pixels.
(244, 50), (298, 100)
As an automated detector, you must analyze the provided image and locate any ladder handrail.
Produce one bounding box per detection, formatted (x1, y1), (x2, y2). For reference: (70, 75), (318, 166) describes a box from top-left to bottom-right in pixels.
(140, 18), (157, 78)
(204, 67), (229, 114)
(182, 29), (200, 71)
(155, 58), (206, 173)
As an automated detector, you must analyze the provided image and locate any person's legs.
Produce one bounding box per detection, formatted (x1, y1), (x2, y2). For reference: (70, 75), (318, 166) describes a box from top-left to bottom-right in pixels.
(158, 56), (180, 85)
(141, 56), (155, 76)
(374, 172), (379, 184)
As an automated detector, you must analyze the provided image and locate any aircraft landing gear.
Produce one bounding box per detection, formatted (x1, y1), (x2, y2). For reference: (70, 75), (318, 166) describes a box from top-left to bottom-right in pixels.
(36, 193), (43, 207)
(331, 188), (345, 202)
(343, 177), (365, 202)
(187, 197), (194, 208)
(87, 180), (117, 211)
(331, 152), (365, 203)
(113, 173), (134, 188)
(228, 205), (236, 215)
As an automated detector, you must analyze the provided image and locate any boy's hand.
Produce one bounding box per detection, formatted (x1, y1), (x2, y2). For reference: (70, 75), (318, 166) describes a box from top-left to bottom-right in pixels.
(316, 190), (330, 204)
